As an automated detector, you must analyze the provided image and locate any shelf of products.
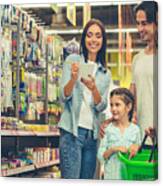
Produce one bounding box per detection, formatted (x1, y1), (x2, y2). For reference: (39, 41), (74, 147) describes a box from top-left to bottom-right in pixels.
(1, 160), (60, 177)
(1, 147), (60, 177)
(1, 130), (60, 137)
(1, 116), (60, 135)
(1, 5), (62, 178)
(1, 164), (35, 177)
(35, 159), (60, 169)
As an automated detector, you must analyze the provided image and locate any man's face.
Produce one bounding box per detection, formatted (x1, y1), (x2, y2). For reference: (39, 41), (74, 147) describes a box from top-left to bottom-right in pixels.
(136, 10), (157, 43)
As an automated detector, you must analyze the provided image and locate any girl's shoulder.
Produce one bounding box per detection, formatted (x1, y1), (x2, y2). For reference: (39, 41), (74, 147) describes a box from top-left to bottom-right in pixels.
(105, 122), (115, 132)
(129, 122), (141, 131)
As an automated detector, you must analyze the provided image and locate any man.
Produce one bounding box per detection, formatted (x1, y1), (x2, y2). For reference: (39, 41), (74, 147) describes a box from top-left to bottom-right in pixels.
(130, 1), (158, 141)
(100, 1), (158, 142)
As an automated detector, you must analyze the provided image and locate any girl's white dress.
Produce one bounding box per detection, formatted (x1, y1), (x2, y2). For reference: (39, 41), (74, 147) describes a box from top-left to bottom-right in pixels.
(98, 122), (141, 180)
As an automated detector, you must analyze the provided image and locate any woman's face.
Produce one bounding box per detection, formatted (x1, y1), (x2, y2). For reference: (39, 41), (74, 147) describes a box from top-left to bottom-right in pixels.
(85, 24), (103, 58)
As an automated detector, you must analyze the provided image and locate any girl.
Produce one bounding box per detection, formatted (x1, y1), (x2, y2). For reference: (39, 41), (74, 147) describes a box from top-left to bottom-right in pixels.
(98, 88), (141, 180)
(59, 19), (111, 179)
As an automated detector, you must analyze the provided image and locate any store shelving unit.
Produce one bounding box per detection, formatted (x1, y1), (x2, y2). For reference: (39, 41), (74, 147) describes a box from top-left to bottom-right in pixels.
(1, 5), (61, 178)
(1, 159), (60, 177)
(1, 129), (60, 137)
(1, 164), (35, 177)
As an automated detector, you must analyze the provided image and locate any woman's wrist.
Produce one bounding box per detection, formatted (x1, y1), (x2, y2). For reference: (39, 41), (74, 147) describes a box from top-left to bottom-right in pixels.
(71, 77), (77, 84)
(64, 78), (76, 97)
(92, 86), (102, 105)
(91, 84), (96, 93)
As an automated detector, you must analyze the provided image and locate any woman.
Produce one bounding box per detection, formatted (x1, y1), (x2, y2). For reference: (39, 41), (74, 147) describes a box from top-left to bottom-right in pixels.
(59, 19), (111, 179)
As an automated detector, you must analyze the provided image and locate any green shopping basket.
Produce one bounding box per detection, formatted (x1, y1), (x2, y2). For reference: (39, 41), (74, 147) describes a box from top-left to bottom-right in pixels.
(118, 134), (158, 180)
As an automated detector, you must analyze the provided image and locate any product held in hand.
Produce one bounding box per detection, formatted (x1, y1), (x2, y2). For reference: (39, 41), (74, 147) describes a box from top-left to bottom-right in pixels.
(79, 63), (96, 79)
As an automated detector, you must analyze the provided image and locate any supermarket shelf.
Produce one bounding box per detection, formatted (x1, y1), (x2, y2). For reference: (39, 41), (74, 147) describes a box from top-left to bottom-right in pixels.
(1, 159), (60, 177)
(36, 131), (60, 136)
(35, 159), (60, 169)
(1, 130), (60, 137)
(1, 164), (35, 177)
(1, 130), (35, 136)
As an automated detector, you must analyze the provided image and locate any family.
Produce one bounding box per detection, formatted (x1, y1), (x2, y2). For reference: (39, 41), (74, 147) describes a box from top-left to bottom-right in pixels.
(58, 1), (158, 179)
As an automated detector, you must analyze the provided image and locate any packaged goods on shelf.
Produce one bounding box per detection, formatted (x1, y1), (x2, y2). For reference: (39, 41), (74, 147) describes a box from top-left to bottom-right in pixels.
(33, 166), (61, 178)
(1, 155), (33, 172)
(1, 148), (59, 174)
(1, 27), (13, 112)
(1, 116), (59, 132)
(1, 117), (22, 130)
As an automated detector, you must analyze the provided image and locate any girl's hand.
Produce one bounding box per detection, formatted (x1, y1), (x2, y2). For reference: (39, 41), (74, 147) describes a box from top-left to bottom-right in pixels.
(71, 63), (79, 81)
(129, 144), (140, 159)
(117, 146), (128, 153)
(103, 149), (111, 159)
(103, 146), (128, 160)
(81, 74), (96, 92)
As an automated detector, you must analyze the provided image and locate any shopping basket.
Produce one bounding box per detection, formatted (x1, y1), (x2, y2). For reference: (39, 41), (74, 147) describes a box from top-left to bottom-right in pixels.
(118, 133), (158, 180)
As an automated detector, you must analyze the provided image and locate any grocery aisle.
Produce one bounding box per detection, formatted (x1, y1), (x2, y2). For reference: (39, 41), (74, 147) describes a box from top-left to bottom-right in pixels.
(1, 2), (144, 178)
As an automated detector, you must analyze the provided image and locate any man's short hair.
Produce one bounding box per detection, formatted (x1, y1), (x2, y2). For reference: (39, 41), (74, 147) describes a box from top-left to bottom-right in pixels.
(134, 1), (158, 25)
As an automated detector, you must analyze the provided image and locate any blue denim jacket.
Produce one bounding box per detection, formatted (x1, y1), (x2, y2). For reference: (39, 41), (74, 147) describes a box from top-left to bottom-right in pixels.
(58, 54), (111, 139)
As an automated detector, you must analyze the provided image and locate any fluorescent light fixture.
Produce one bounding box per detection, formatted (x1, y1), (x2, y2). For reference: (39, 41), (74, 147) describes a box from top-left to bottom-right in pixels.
(45, 28), (137, 35)
(37, 23), (46, 25)
(106, 28), (137, 33)
(18, 1), (138, 8)
(45, 29), (82, 35)
(107, 63), (132, 67)
(107, 48), (142, 53)
(17, 4), (50, 8)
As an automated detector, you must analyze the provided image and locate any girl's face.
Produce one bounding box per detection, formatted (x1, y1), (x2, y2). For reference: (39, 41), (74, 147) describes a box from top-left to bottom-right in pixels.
(85, 24), (103, 58)
(110, 95), (131, 122)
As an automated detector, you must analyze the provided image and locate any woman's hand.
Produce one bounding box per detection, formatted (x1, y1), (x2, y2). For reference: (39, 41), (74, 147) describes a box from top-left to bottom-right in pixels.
(81, 74), (96, 92)
(129, 144), (140, 159)
(99, 118), (113, 138)
(81, 74), (102, 105)
(71, 63), (79, 82)
(64, 63), (79, 98)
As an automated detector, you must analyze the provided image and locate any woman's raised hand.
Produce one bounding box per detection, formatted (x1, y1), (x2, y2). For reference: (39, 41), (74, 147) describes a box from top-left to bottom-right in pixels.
(71, 63), (79, 81)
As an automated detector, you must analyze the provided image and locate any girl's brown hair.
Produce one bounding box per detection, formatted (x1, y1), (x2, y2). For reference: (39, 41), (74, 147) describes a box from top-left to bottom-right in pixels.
(110, 88), (135, 122)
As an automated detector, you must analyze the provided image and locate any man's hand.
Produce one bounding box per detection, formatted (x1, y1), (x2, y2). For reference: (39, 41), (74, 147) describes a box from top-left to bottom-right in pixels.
(132, 111), (137, 124)
(145, 127), (155, 138)
(99, 118), (113, 138)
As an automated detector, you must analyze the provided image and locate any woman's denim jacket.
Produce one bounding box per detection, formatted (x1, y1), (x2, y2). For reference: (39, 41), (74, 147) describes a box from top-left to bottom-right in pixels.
(58, 54), (111, 139)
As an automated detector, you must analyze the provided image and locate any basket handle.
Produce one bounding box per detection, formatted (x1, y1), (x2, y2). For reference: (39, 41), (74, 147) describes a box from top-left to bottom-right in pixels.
(139, 132), (157, 162)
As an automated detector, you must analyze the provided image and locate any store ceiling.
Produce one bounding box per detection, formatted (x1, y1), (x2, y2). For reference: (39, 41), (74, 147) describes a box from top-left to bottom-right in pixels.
(21, 3), (145, 49)
(22, 5), (136, 27)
